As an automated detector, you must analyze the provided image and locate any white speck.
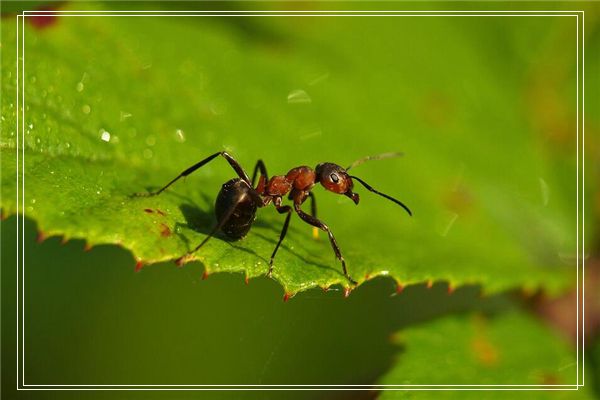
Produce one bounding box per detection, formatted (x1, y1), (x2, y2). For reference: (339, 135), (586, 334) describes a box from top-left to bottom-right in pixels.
(287, 89), (312, 104)
(96, 190), (101, 195)
(143, 148), (153, 159)
(308, 72), (329, 86)
(65, 142), (71, 148)
(82, 104), (91, 114)
(539, 177), (549, 206)
(31, 199), (36, 204)
(76, 72), (87, 92)
(380, 270), (389, 276)
(119, 111), (132, 121)
(175, 129), (185, 142)
(441, 213), (459, 237)
(50, 171), (55, 175)
(29, 123), (33, 129)
(300, 129), (322, 141)
(100, 129), (111, 142)
(145, 136), (156, 146)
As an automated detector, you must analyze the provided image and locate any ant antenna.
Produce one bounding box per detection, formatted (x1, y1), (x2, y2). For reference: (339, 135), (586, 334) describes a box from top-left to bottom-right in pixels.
(350, 175), (412, 216)
(346, 152), (403, 171)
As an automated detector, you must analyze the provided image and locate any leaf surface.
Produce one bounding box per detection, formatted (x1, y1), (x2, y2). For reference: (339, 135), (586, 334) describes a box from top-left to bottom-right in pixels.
(1, 6), (581, 295)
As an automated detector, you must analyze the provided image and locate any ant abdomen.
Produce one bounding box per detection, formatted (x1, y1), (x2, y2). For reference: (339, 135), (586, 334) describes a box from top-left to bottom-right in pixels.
(215, 178), (257, 239)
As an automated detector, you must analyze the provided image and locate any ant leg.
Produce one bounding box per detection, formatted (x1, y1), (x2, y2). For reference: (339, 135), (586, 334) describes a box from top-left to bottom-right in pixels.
(137, 151), (251, 197)
(307, 192), (319, 239)
(293, 202), (357, 285)
(176, 192), (243, 265)
(267, 205), (292, 277)
(251, 160), (268, 187)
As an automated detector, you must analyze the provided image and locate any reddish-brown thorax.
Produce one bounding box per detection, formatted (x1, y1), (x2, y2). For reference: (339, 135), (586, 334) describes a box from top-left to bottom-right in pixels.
(263, 166), (316, 197)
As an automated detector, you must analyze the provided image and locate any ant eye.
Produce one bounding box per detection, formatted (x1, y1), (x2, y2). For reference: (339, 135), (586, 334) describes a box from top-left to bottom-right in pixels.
(330, 173), (339, 183)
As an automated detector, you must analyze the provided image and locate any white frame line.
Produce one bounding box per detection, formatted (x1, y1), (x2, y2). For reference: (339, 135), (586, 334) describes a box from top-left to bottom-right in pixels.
(14, 9), (585, 391)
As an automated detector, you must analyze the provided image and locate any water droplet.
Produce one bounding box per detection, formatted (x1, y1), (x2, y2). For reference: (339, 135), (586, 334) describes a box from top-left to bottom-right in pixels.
(100, 129), (111, 142)
(145, 136), (156, 146)
(119, 111), (132, 121)
(143, 148), (153, 159)
(76, 82), (84, 92)
(175, 129), (185, 142)
(287, 89), (312, 104)
(82, 104), (91, 114)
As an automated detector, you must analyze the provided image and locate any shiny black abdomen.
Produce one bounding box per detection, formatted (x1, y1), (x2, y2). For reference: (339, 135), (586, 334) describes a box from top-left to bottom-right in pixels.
(215, 178), (257, 239)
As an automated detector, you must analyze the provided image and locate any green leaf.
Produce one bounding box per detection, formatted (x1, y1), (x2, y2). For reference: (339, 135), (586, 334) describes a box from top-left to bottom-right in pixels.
(1, 5), (582, 296)
(378, 310), (590, 399)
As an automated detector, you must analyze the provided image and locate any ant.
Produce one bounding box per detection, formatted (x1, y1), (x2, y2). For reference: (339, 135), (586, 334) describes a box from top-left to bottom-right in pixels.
(137, 151), (412, 285)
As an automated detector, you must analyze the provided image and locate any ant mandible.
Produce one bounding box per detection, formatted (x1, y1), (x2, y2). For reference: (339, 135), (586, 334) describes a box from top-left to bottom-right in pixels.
(139, 151), (412, 285)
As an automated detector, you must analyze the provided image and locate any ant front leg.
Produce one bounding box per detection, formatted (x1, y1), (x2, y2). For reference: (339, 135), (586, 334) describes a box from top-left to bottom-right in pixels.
(136, 151), (251, 197)
(267, 203), (293, 277)
(293, 198), (357, 285)
(307, 192), (319, 239)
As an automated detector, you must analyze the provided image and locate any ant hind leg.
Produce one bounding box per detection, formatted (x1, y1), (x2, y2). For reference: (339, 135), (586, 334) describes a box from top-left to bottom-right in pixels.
(268, 205), (292, 277)
(176, 192), (243, 266)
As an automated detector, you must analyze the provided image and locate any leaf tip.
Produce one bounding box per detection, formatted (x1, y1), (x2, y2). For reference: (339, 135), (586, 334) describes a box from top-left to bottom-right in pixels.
(36, 231), (47, 243)
(134, 260), (143, 272)
(447, 283), (456, 295)
(343, 287), (352, 298)
(426, 279), (433, 289)
(202, 270), (209, 280)
(283, 292), (293, 302)
(396, 283), (405, 294)
(84, 242), (93, 252)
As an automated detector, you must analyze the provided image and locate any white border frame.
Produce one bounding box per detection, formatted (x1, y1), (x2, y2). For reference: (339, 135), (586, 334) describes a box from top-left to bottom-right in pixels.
(13, 8), (585, 392)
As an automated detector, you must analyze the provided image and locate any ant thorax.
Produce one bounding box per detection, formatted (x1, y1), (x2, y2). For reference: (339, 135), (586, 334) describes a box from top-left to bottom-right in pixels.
(264, 166), (316, 196)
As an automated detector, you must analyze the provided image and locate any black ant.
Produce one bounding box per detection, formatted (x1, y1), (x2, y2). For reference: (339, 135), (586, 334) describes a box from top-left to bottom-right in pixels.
(137, 151), (412, 285)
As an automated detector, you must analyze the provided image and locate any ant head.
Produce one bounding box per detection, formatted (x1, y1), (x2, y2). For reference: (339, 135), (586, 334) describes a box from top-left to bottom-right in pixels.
(315, 163), (360, 204)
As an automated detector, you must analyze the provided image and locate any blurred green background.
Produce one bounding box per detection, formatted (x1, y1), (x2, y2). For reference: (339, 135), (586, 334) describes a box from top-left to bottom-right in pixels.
(1, 1), (599, 399)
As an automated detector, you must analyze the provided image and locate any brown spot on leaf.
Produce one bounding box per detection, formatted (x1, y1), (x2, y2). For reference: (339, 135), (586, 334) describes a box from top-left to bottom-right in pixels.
(159, 223), (171, 237)
(419, 91), (454, 128)
(143, 208), (153, 214)
(156, 209), (166, 216)
(471, 316), (499, 366)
